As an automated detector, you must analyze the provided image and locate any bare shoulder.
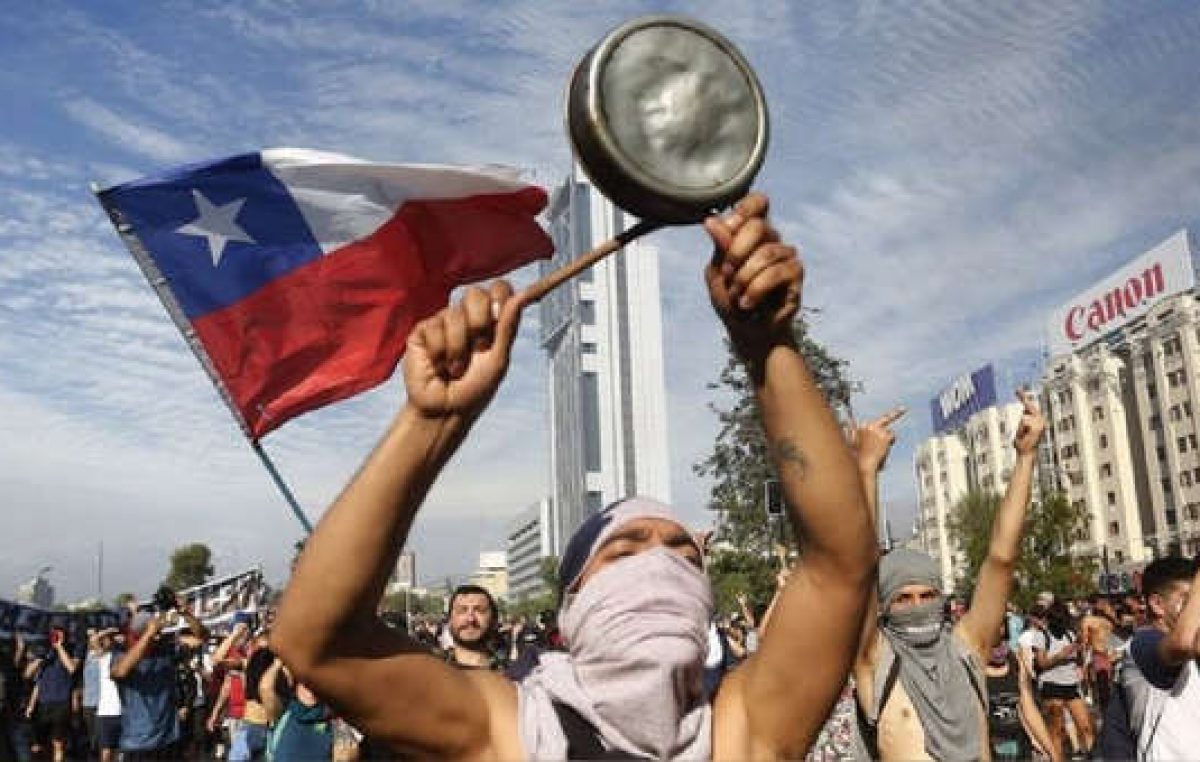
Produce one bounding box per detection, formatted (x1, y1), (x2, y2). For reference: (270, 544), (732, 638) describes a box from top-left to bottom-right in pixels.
(451, 671), (522, 762)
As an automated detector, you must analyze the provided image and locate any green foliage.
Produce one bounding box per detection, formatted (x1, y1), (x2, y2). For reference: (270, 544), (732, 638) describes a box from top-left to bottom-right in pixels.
(164, 543), (215, 590)
(949, 490), (1098, 609)
(113, 592), (136, 609)
(380, 589), (447, 616)
(694, 313), (859, 615)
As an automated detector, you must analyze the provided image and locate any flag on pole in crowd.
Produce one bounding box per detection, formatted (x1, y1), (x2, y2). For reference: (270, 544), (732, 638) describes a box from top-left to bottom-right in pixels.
(96, 148), (554, 438)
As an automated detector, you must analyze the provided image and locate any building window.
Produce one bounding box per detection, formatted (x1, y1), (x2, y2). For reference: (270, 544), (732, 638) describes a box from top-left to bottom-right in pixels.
(1171, 405), (1182, 422)
(578, 300), (596, 326)
(1115, 550), (1125, 563)
(1151, 413), (1162, 429)
(1093, 406), (1104, 421)
(1144, 354), (1154, 373)
(1184, 471), (1194, 487)
(1192, 434), (1198, 450)
(1109, 521), (1120, 536)
(1107, 491), (1116, 506)
(1100, 434), (1108, 449)
(1158, 445), (1168, 461)
(1100, 463), (1113, 478)
(1167, 509), (1178, 526)
(1163, 478), (1173, 494)
(581, 341), (597, 354)
(1088, 378), (1101, 392)
(1149, 384), (1158, 399)
(1179, 436), (1188, 453)
(579, 371), (602, 472)
(1188, 505), (1200, 521)
(1186, 401), (1194, 418)
(979, 452), (988, 464)
(1194, 467), (1200, 482)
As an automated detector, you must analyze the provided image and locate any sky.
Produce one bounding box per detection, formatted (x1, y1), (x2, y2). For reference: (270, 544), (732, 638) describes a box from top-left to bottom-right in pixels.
(2, 1), (1199, 603)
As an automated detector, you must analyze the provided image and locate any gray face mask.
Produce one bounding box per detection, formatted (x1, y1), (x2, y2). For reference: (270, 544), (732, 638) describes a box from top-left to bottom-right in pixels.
(883, 598), (945, 647)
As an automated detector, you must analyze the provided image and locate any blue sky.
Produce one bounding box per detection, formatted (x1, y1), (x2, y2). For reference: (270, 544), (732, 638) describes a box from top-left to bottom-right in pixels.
(3, 1), (1200, 602)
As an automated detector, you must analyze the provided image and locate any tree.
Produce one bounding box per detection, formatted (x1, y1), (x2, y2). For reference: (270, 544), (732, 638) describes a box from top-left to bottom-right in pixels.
(113, 592), (136, 609)
(164, 543), (215, 590)
(694, 313), (859, 615)
(949, 489), (1097, 609)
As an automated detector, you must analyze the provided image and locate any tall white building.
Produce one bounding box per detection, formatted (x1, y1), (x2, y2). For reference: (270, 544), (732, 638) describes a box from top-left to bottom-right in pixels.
(470, 551), (508, 601)
(1040, 230), (1200, 566)
(540, 169), (672, 549)
(506, 498), (556, 602)
(916, 394), (1039, 590)
(16, 572), (54, 609)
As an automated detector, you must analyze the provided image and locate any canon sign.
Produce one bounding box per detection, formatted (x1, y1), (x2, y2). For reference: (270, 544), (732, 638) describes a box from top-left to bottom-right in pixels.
(1046, 230), (1195, 356)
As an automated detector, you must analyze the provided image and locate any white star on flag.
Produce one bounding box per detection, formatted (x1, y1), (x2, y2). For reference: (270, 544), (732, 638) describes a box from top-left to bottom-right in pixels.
(176, 189), (254, 266)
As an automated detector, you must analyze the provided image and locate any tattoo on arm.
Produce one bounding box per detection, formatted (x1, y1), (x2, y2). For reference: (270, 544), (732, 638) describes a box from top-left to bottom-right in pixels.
(771, 437), (808, 480)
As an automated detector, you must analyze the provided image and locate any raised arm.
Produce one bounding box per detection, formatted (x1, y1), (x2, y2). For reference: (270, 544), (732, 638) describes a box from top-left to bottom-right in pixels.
(706, 195), (879, 759)
(848, 408), (905, 667)
(959, 390), (1046, 655)
(212, 623), (249, 668)
(111, 616), (165, 681)
(273, 281), (525, 758)
(1159, 563), (1200, 666)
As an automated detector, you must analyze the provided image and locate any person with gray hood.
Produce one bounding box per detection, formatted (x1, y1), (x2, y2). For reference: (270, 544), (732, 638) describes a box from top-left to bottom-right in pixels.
(273, 193), (879, 759)
(853, 389), (1046, 761)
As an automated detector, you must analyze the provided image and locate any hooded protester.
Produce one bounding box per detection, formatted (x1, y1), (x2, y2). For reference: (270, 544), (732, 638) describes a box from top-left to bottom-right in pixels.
(273, 193), (880, 760)
(854, 390), (1046, 761)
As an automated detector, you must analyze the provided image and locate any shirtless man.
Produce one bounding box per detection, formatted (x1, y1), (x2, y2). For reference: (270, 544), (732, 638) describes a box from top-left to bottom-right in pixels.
(1080, 595), (1118, 710)
(273, 193), (879, 759)
(854, 390), (1046, 761)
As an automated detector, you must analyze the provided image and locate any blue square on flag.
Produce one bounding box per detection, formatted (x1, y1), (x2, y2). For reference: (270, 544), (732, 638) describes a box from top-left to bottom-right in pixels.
(104, 153), (322, 318)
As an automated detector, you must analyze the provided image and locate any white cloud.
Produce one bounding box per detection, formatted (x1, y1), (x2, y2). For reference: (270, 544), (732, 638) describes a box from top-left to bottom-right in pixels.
(3, 1), (1200, 598)
(62, 98), (198, 164)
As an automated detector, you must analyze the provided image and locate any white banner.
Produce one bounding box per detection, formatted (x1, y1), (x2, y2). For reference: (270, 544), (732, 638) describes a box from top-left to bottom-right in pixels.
(1046, 230), (1195, 356)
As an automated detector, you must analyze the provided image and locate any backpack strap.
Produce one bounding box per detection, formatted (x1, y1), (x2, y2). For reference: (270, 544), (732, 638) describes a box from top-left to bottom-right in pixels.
(550, 701), (639, 760)
(857, 647), (903, 759)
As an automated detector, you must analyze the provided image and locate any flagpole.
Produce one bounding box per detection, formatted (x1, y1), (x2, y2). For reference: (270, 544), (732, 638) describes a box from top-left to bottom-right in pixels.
(251, 441), (313, 533)
(92, 183), (314, 536)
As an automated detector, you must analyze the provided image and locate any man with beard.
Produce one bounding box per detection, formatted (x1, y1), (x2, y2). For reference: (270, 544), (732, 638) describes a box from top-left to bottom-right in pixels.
(854, 389), (1046, 761)
(274, 193), (879, 759)
(443, 586), (505, 671)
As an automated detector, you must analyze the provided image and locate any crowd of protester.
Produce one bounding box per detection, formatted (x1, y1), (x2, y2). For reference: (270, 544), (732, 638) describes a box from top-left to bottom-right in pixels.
(7, 193), (1200, 759)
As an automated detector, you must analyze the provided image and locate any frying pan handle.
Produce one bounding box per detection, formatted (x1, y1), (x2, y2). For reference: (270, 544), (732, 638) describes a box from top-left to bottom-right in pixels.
(521, 218), (664, 304)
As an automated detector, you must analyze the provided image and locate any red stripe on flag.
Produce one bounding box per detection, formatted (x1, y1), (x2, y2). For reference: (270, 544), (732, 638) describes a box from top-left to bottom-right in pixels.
(193, 188), (552, 438)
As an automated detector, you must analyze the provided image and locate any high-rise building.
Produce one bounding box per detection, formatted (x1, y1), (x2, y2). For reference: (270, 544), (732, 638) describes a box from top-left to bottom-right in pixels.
(506, 498), (556, 602)
(915, 376), (1042, 591)
(386, 551), (416, 596)
(16, 571), (54, 609)
(540, 169), (671, 548)
(1040, 230), (1200, 566)
(470, 551), (508, 601)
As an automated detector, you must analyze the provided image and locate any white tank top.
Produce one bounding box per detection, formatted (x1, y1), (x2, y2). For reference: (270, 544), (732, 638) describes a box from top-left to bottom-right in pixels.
(1146, 660), (1200, 760)
(96, 652), (122, 717)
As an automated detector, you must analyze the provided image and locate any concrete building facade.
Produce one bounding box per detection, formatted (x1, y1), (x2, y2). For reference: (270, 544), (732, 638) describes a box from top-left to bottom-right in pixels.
(506, 498), (556, 602)
(915, 401), (1038, 590)
(540, 169), (672, 549)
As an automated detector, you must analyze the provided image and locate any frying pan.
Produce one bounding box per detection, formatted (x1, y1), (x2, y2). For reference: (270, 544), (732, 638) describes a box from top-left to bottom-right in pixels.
(524, 15), (769, 302)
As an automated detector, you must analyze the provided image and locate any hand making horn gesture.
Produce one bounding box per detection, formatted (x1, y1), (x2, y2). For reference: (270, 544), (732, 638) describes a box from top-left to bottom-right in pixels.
(1012, 388), (1047, 454)
(847, 406), (908, 477)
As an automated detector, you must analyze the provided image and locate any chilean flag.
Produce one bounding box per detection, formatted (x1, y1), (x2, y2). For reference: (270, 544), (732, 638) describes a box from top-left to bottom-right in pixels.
(97, 148), (554, 439)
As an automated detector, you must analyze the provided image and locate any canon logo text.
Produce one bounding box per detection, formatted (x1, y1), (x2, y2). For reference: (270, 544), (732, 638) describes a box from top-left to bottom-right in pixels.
(1064, 263), (1165, 343)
